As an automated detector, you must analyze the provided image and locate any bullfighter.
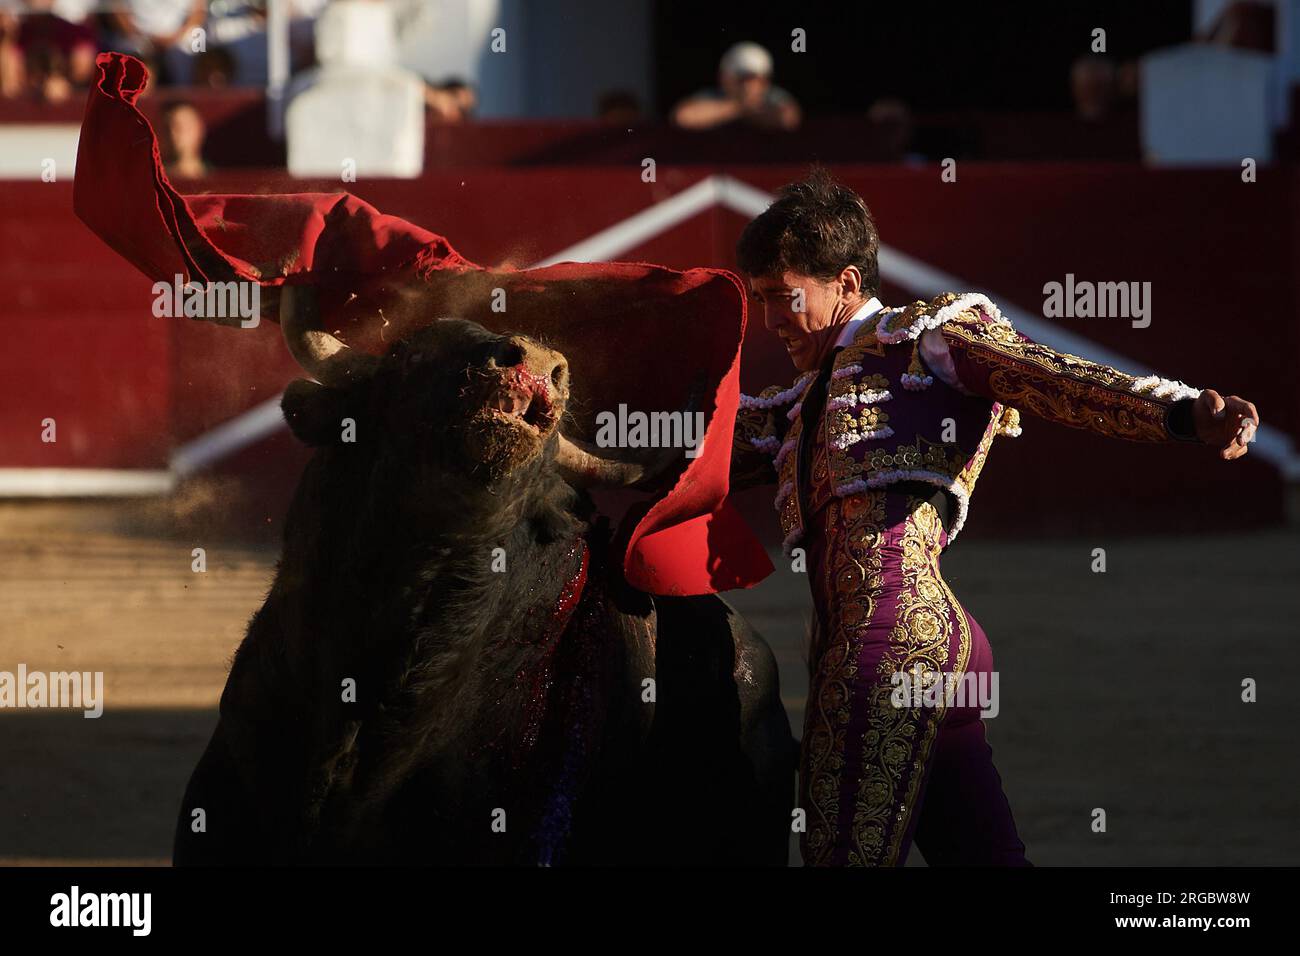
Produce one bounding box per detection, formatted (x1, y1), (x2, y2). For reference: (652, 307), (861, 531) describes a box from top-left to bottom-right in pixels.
(730, 170), (1260, 867)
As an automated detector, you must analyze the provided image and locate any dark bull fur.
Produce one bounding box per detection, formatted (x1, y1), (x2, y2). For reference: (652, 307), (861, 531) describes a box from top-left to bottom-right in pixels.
(174, 318), (796, 865)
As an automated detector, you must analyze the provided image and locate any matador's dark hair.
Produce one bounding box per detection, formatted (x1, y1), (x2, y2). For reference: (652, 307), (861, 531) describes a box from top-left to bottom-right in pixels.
(735, 166), (880, 295)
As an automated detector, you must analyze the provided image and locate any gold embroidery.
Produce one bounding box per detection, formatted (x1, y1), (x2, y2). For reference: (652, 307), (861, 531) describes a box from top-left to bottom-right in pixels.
(773, 374), (822, 544)
(776, 412), (803, 543)
(943, 321), (1172, 442)
(832, 406), (890, 434)
(875, 293), (967, 340)
(953, 413), (1001, 494)
(828, 372), (890, 403)
(848, 501), (972, 866)
(830, 434), (963, 484)
(822, 332), (1006, 512)
(734, 385), (788, 452)
(997, 406), (1022, 437)
(837, 335), (888, 366)
(732, 391), (783, 491)
(986, 367), (1167, 441)
(851, 320), (884, 347)
(810, 418), (831, 499)
(802, 490), (887, 866)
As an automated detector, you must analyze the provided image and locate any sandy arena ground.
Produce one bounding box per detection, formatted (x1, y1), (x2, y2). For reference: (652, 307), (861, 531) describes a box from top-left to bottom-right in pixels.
(1, 499), (1296, 866)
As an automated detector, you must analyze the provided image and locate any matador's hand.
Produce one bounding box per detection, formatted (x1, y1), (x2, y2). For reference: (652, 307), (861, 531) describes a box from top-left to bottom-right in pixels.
(1193, 389), (1259, 460)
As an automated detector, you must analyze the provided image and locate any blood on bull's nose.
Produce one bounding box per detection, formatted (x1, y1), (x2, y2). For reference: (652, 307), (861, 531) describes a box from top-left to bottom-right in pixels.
(516, 341), (568, 396)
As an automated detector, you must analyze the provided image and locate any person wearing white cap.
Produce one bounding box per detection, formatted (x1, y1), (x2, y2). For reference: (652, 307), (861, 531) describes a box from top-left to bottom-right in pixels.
(672, 41), (801, 131)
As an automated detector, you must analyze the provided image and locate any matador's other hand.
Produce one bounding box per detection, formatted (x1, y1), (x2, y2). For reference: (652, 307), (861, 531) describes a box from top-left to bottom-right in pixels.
(1193, 389), (1259, 460)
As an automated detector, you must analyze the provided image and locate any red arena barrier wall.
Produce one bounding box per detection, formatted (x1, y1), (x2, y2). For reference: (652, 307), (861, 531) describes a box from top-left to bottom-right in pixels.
(0, 162), (1293, 539)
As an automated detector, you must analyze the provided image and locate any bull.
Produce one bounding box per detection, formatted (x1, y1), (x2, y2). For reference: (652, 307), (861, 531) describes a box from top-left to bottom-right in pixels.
(173, 288), (796, 865)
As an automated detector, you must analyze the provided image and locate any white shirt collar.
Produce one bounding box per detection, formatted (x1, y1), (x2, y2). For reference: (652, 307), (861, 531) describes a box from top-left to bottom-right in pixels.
(833, 296), (884, 349)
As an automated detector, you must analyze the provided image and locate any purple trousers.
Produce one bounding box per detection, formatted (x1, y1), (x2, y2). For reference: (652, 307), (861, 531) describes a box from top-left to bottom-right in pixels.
(801, 491), (1029, 866)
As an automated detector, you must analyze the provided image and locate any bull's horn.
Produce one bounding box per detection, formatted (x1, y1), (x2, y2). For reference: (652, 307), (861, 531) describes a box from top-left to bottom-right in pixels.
(279, 286), (381, 387)
(555, 433), (680, 490)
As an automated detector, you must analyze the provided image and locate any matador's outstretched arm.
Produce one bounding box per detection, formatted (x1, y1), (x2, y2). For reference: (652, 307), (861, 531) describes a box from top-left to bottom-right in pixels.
(930, 316), (1259, 459)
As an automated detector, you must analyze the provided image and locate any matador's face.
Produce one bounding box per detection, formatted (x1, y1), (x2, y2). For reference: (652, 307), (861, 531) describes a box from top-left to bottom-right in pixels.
(749, 271), (848, 373)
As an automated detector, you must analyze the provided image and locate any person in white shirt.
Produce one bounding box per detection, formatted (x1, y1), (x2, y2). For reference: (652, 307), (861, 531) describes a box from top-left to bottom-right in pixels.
(106, 0), (206, 85)
(672, 41), (801, 131)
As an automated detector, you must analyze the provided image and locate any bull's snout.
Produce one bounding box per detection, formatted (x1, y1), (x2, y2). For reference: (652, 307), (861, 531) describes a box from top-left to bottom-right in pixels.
(511, 336), (569, 397)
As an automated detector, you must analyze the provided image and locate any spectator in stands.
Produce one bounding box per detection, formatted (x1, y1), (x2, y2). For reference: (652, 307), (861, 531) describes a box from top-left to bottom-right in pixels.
(1204, 0), (1275, 52)
(159, 99), (208, 178)
(9, 0), (97, 101)
(0, 4), (20, 98)
(425, 77), (476, 123)
(288, 0), (326, 73)
(673, 41), (800, 131)
(866, 97), (924, 164)
(50, 0), (97, 31)
(1070, 54), (1117, 122)
(193, 45), (236, 88)
(1116, 59), (1140, 105)
(596, 89), (642, 124)
(25, 47), (72, 102)
(105, 0), (207, 86)
(206, 0), (266, 86)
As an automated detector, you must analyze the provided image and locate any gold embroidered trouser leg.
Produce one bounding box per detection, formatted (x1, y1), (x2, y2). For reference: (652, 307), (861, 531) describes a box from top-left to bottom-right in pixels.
(801, 499), (991, 866)
(800, 582), (1029, 865)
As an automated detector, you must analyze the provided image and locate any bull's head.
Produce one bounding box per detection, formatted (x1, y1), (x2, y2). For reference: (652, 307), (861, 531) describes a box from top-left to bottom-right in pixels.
(278, 285), (675, 495)
(445, 324), (570, 475)
(277, 287), (572, 480)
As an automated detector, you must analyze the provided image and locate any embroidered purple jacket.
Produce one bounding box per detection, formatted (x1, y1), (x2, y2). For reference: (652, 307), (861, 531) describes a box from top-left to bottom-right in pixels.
(734, 292), (1201, 552)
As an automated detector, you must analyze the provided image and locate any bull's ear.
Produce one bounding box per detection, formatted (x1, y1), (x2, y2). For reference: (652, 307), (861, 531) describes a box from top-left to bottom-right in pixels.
(282, 379), (358, 447)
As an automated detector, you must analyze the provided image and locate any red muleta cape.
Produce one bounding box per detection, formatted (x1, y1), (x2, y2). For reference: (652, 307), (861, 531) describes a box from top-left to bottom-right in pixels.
(73, 53), (772, 596)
